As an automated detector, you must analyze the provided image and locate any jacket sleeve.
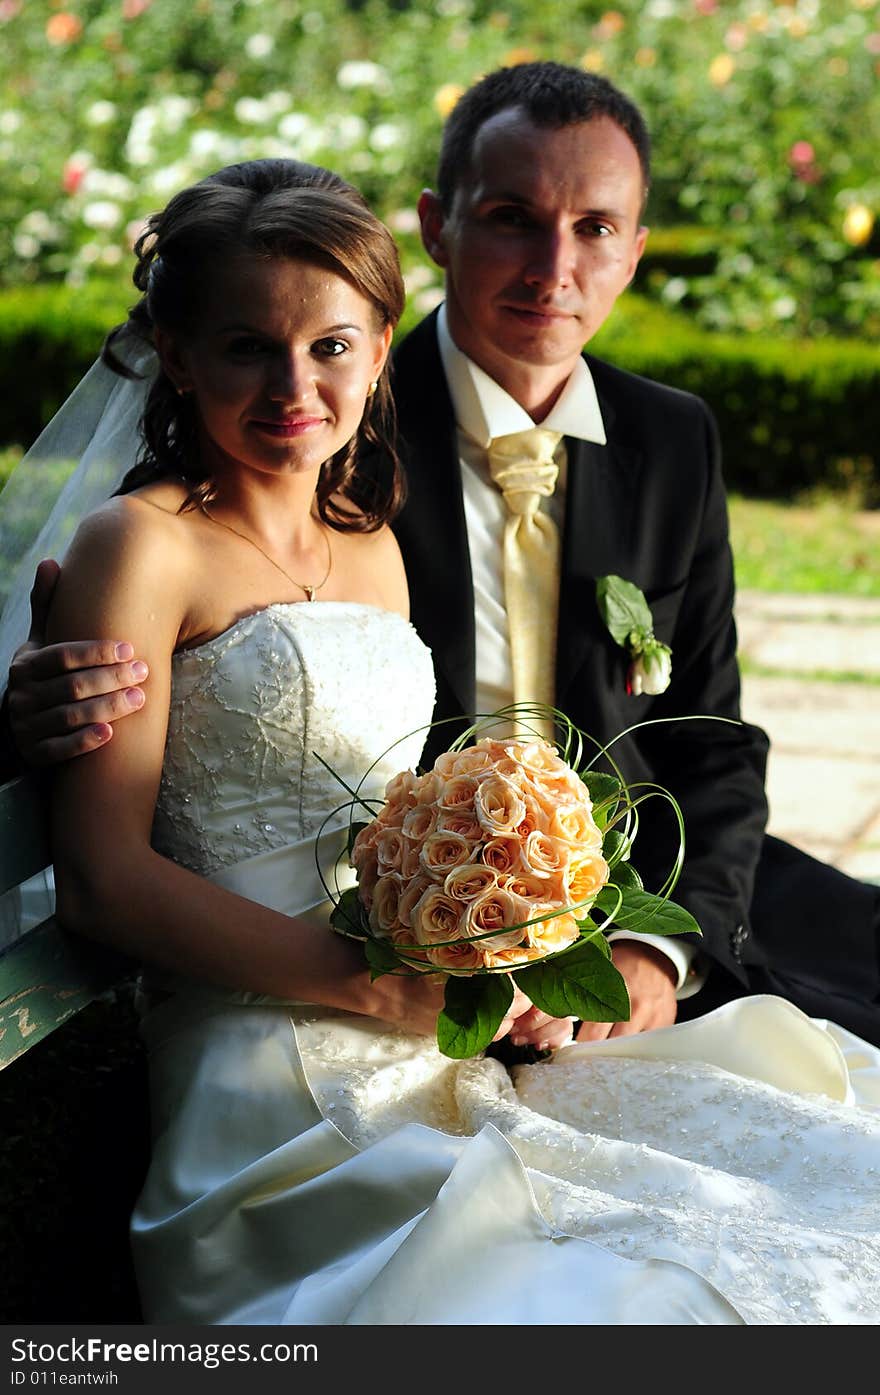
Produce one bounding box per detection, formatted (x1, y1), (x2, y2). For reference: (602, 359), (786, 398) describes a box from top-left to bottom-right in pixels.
(632, 398), (770, 987)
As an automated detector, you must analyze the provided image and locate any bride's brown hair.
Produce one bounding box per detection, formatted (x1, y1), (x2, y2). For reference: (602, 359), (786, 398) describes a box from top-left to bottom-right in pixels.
(104, 158), (405, 532)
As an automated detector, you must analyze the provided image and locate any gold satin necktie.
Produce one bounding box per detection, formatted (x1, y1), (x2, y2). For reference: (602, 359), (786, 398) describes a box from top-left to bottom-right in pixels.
(486, 427), (563, 743)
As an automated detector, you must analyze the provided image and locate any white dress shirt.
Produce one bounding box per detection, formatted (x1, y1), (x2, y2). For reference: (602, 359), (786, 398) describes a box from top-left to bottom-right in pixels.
(435, 306), (701, 997)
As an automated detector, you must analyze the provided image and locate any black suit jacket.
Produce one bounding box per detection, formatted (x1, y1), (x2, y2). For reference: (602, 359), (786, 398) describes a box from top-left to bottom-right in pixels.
(390, 311), (771, 989)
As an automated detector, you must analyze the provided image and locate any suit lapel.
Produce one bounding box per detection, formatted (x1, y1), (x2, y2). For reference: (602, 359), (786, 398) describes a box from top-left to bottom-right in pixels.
(556, 395), (643, 713)
(392, 317), (476, 724)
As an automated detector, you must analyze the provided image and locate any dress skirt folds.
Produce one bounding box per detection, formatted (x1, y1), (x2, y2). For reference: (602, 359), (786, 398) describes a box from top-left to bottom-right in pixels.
(132, 601), (880, 1325)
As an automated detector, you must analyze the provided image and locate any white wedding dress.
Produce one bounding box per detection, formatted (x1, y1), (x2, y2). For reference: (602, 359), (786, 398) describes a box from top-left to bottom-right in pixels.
(132, 601), (880, 1326)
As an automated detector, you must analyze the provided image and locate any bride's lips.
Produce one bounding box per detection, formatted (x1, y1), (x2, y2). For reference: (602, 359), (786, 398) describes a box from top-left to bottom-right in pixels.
(251, 416), (325, 438)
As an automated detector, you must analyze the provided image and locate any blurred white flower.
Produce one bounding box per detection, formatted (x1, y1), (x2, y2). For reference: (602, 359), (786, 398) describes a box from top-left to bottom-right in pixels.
(388, 208), (420, 234)
(414, 287), (445, 314)
(19, 210), (60, 241)
(404, 264), (436, 292)
(13, 233), (40, 259)
(336, 60), (389, 91)
(264, 90), (292, 115)
(278, 112), (314, 142)
(325, 113), (367, 148)
(148, 162), (193, 196)
(81, 200), (122, 230)
(0, 111), (22, 135)
(100, 245), (124, 266)
(81, 168), (135, 200)
(158, 96), (195, 131)
(245, 32), (274, 58)
(771, 296), (798, 320)
(85, 101), (117, 127)
(661, 276), (689, 304)
(370, 122), (402, 152)
(628, 643), (672, 697)
(78, 242), (102, 264)
(234, 97), (270, 125)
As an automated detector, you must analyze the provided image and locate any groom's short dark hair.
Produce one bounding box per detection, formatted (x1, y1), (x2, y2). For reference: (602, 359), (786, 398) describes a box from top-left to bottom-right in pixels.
(436, 61), (651, 212)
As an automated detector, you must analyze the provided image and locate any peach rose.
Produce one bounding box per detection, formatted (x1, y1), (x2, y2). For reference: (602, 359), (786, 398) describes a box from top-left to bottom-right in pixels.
(376, 826), (406, 875)
(425, 940), (485, 972)
(485, 944), (542, 969)
(451, 746), (497, 779)
(388, 929), (433, 974)
(400, 841), (424, 879)
(413, 771), (445, 805)
(436, 809), (483, 841)
(402, 803), (439, 841)
(474, 774), (527, 836)
(479, 836), (523, 876)
(411, 886), (464, 946)
(564, 851), (610, 909)
(521, 830), (572, 879)
(437, 774), (479, 811)
(369, 873), (404, 936)
(501, 870), (551, 902)
(397, 874), (433, 928)
(431, 750), (460, 778)
(550, 802), (603, 849)
(356, 848), (380, 909)
(444, 863), (499, 903)
(350, 818), (382, 871)
(384, 768), (418, 805)
(462, 887), (529, 953)
(525, 908), (581, 955)
(419, 830), (474, 879)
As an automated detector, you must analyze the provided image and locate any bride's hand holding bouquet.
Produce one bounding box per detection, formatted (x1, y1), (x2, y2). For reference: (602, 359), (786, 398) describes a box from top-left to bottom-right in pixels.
(323, 706), (701, 1058)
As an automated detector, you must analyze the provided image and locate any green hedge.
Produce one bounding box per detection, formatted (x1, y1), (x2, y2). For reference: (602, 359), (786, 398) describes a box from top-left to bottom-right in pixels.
(592, 298), (879, 504)
(1, 282), (877, 503)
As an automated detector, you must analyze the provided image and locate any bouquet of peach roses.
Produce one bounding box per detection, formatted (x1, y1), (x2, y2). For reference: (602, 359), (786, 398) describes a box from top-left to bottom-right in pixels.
(324, 708), (700, 1058)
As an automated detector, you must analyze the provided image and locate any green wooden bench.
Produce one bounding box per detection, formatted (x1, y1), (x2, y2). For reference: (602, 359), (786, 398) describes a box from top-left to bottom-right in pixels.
(0, 772), (148, 1321)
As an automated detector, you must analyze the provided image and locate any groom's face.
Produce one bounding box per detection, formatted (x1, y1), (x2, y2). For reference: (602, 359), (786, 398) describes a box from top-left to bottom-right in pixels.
(419, 108), (647, 407)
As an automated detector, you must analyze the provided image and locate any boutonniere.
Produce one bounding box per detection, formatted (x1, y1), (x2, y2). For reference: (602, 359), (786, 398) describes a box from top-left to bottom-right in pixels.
(596, 575), (673, 696)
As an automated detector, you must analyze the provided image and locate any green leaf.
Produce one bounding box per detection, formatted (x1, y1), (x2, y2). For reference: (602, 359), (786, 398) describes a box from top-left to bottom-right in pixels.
(609, 861), (644, 892)
(579, 770), (622, 807)
(364, 936), (403, 979)
(575, 924), (612, 958)
(329, 886), (368, 938)
(513, 941), (630, 1022)
(594, 887), (702, 938)
(347, 820), (369, 856)
(437, 973), (514, 1059)
(602, 828), (632, 864)
(596, 575), (653, 648)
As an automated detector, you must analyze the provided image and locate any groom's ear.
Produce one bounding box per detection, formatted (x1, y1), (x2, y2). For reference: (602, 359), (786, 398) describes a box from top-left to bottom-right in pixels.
(417, 190), (450, 270)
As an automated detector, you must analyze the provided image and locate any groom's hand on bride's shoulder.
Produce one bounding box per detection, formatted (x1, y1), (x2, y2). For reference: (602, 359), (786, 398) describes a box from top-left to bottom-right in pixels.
(5, 558), (149, 768)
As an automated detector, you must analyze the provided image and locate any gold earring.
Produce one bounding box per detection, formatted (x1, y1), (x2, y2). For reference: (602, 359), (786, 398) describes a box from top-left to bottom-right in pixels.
(367, 380), (378, 397)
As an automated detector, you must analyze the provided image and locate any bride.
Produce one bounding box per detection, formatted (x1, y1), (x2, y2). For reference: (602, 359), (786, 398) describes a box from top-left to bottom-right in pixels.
(5, 159), (880, 1326)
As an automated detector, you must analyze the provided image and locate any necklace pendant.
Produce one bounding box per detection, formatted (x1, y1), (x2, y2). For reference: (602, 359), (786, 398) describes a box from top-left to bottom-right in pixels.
(302, 585), (316, 603)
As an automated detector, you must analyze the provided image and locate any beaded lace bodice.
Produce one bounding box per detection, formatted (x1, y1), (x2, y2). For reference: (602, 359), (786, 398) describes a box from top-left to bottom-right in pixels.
(151, 601), (435, 876)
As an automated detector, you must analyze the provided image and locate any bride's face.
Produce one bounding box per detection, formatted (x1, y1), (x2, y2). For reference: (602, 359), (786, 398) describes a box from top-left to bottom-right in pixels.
(158, 253), (392, 482)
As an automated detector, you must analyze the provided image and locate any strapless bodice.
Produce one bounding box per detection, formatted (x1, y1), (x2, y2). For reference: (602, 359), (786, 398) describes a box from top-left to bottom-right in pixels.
(151, 602), (435, 878)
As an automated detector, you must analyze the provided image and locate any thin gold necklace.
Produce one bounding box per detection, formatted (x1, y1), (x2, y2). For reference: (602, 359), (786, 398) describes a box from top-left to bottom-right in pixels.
(200, 505), (332, 603)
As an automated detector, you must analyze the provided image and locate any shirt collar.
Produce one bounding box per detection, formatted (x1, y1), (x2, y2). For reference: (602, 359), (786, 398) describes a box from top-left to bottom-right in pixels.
(436, 302), (606, 449)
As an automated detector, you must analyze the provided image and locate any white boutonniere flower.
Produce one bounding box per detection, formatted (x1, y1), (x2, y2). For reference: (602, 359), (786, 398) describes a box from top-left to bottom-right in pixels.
(596, 575), (673, 697)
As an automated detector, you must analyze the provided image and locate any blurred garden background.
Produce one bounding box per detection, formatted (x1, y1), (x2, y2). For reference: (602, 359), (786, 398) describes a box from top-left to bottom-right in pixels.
(0, 0), (878, 590)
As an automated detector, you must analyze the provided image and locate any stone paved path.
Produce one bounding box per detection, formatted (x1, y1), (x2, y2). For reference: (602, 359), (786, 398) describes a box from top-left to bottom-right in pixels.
(735, 590), (880, 881)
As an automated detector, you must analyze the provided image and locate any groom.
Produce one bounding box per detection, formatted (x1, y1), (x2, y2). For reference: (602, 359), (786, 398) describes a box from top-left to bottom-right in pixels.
(5, 62), (879, 1042)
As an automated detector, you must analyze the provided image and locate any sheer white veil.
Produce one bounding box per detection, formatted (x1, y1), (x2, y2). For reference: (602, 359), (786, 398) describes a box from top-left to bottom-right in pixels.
(0, 332), (156, 681)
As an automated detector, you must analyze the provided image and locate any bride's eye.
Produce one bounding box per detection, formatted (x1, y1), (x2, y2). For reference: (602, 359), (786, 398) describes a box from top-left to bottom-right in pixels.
(227, 336), (267, 357)
(313, 337), (349, 358)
